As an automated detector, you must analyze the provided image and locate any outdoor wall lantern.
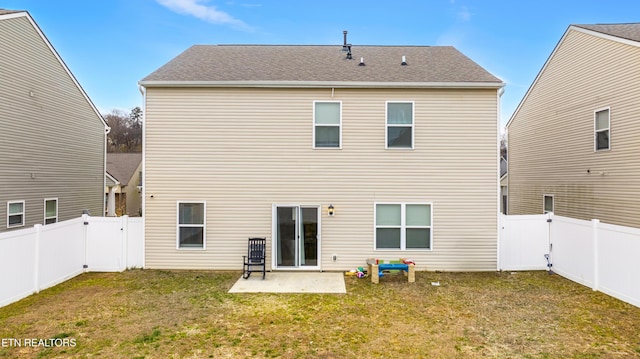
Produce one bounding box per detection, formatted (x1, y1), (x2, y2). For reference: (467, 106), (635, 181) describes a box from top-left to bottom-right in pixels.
(328, 204), (335, 216)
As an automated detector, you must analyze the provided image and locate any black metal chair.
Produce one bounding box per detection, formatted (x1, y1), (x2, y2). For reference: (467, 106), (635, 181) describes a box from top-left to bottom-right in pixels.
(242, 237), (266, 279)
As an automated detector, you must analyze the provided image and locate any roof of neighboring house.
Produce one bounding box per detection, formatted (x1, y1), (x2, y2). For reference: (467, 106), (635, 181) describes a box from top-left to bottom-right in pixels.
(105, 173), (119, 187)
(0, 9), (22, 15)
(500, 157), (508, 179)
(106, 153), (141, 186)
(141, 45), (503, 87)
(573, 23), (640, 43)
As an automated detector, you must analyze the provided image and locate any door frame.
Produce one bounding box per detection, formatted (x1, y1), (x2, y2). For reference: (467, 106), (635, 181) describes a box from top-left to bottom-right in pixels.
(271, 204), (321, 271)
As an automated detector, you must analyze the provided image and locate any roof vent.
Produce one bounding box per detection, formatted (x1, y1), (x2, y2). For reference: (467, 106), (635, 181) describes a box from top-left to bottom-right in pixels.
(342, 30), (352, 60)
(359, 57), (365, 66)
(401, 55), (407, 66)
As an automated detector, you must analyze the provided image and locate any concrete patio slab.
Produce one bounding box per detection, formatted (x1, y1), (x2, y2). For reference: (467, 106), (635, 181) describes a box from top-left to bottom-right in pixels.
(228, 272), (346, 294)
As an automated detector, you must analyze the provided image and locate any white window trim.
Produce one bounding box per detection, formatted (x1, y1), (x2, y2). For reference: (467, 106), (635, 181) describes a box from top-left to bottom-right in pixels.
(313, 100), (342, 149)
(44, 198), (58, 225)
(594, 107), (611, 152)
(7, 200), (25, 228)
(176, 201), (206, 250)
(385, 101), (415, 149)
(374, 202), (433, 251)
(543, 194), (554, 214)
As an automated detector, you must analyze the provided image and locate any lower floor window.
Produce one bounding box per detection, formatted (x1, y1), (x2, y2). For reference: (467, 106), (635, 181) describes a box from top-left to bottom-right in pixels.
(8, 201), (25, 228)
(177, 201), (205, 249)
(543, 195), (554, 214)
(375, 203), (432, 250)
(44, 198), (58, 224)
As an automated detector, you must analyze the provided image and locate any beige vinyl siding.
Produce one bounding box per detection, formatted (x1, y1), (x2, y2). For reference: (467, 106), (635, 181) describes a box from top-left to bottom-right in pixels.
(144, 87), (499, 271)
(508, 29), (640, 227)
(0, 15), (105, 230)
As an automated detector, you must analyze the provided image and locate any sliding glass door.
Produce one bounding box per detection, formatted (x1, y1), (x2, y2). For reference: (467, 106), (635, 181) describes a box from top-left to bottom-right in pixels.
(275, 206), (319, 268)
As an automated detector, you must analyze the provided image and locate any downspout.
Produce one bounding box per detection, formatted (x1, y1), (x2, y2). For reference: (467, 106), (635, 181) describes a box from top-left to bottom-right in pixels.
(138, 84), (147, 268)
(104, 124), (111, 216)
(496, 85), (505, 271)
(545, 212), (554, 274)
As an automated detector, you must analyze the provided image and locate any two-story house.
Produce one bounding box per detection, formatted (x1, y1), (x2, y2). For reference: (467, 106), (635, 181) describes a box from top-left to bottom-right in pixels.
(0, 10), (108, 232)
(139, 41), (504, 271)
(507, 23), (640, 228)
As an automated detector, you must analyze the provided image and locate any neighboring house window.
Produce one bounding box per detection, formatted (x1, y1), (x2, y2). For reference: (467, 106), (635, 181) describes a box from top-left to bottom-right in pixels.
(7, 200), (25, 228)
(44, 198), (58, 225)
(594, 108), (610, 151)
(177, 201), (206, 249)
(386, 102), (414, 149)
(314, 101), (341, 148)
(543, 195), (554, 214)
(375, 203), (432, 250)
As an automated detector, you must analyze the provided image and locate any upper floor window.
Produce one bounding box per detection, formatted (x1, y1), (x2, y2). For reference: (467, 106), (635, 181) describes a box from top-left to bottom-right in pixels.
(594, 108), (610, 151)
(177, 201), (206, 249)
(313, 101), (341, 148)
(44, 198), (58, 225)
(7, 200), (25, 228)
(386, 102), (414, 149)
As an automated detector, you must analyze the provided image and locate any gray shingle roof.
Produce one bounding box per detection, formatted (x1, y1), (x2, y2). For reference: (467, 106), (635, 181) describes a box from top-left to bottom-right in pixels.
(574, 23), (640, 43)
(106, 153), (141, 186)
(141, 45), (502, 86)
(500, 157), (508, 178)
(0, 9), (23, 15)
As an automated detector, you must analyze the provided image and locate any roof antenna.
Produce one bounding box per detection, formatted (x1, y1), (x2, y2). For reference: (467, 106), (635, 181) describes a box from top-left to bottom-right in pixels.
(342, 30), (352, 60)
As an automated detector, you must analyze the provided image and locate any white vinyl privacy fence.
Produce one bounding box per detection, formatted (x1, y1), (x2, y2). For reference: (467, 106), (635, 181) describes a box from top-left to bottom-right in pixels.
(500, 213), (640, 308)
(0, 215), (142, 307)
(4, 212), (638, 309)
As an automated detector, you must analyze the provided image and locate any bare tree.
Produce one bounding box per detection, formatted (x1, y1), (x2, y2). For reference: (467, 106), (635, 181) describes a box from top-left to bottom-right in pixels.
(127, 107), (142, 151)
(500, 132), (507, 159)
(105, 107), (142, 152)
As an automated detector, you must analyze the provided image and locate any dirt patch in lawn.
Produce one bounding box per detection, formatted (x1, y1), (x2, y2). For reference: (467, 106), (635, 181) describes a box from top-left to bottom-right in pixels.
(1, 270), (639, 358)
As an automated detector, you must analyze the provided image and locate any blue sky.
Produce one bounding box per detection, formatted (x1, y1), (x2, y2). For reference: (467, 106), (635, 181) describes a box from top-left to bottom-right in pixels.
(3, 0), (640, 128)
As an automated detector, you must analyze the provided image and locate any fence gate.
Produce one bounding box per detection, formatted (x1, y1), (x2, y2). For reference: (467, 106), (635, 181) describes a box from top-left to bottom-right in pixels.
(499, 214), (550, 271)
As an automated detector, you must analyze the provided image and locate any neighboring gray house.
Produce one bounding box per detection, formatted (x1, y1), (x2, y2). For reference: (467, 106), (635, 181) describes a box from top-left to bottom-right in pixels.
(140, 41), (504, 272)
(507, 23), (640, 228)
(0, 10), (108, 231)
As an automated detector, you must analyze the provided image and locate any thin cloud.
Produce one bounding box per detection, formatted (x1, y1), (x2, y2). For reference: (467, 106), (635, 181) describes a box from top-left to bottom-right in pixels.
(436, 28), (465, 47)
(436, 4), (472, 47)
(458, 6), (472, 21)
(157, 0), (251, 30)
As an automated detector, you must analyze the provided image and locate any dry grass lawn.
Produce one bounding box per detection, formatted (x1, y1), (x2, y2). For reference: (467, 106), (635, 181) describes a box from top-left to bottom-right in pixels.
(1, 270), (639, 358)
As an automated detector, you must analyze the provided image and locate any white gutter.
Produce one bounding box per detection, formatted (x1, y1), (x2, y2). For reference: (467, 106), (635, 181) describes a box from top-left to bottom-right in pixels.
(138, 80), (505, 89)
(496, 85), (504, 271)
(139, 85), (147, 269)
